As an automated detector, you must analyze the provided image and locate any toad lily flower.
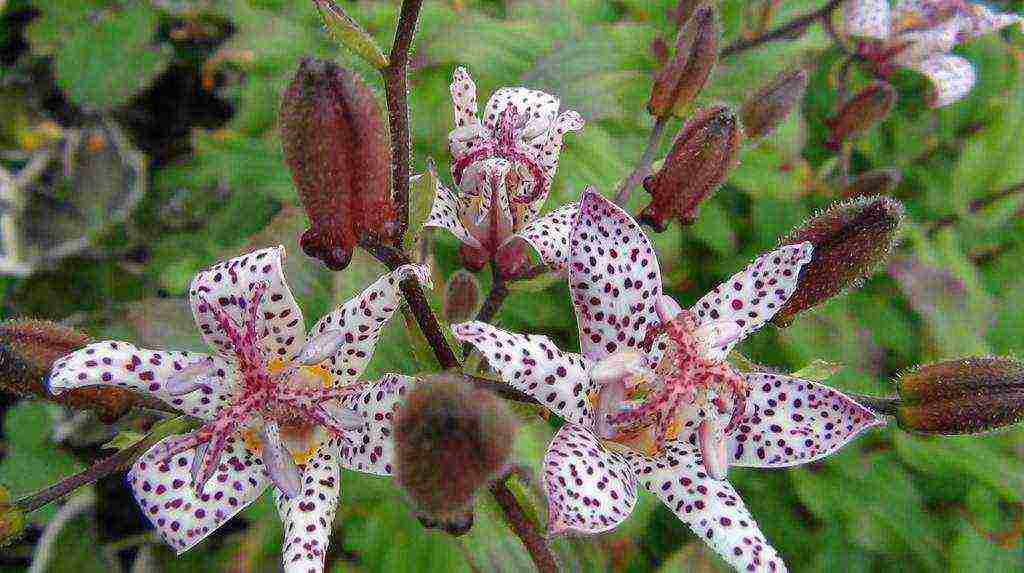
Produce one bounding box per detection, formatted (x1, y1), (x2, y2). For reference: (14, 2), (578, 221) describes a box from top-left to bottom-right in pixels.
(48, 246), (424, 572)
(843, 0), (1022, 106)
(426, 67), (584, 271)
(453, 190), (885, 572)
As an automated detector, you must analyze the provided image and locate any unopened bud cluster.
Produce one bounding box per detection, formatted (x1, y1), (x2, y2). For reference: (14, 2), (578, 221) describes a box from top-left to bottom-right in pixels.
(0, 319), (135, 422)
(739, 68), (808, 140)
(280, 57), (396, 271)
(647, 3), (718, 118)
(772, 196), (904, 326)
(826, 82), (896, 151)
(443, 270), (481, 324)
(895, 357), (1024, 434)
(641, 105), (742, 231)
(393, 374), (516, 536)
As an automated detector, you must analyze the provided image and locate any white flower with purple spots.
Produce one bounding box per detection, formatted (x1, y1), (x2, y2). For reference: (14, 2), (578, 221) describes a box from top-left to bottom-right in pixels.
(425, 66), (584, 268)
(844, 0), (1022, 106)
(452, 190), (886, 572)
(48, 246), (423, 573)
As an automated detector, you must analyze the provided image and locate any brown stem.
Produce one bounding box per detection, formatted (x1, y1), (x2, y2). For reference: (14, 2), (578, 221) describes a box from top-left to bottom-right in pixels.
(489, 478), (559, 573)
(382, 0), (424, 240)
(929, 181), (1024, 234)
(721, 0), (845, 57)
(461, 273), (509, 357)
(359, 238), (459, 369)
(614, 115), (670, 206)
(464, 373), (540, 407)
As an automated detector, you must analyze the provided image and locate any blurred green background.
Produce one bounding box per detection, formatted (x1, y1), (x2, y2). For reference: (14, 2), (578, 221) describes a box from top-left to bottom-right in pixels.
(1, 0), (1023, 571)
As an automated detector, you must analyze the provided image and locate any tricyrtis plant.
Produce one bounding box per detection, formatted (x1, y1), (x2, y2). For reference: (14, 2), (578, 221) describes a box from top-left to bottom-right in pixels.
(4, 1), (1024, 572)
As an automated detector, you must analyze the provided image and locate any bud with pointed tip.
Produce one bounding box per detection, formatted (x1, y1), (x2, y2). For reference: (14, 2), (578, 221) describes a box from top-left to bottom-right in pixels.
(772, 196), (904, 327)
(640, 105), (742, 232)
(825, 82), (896, 151)
(648, 4), (719, 118)
(443, 270), (481, 324)
(895, 357), (1024, 434)
(0, 319), (135, 422)
(280, 58), (396, 271)
(394, 374), (516, 536)
(740, 68), (809, 140)
(841, 168), (902, 199)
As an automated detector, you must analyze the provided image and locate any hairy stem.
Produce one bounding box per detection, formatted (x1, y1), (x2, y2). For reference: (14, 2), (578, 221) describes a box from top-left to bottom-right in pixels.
(382, 0), (424, 240)
(721, 0), (846, 57)
(614, 115), (670, 206)
(489, 478), (559, 573)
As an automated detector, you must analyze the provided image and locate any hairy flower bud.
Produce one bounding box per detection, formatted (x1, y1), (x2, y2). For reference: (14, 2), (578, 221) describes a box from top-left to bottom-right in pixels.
(772, 196), (904, 327)
(393, 374), (516, 536)
(841, 168), (902, 199)
(640, 105), (742, 231)
(648, 4), (719, 118)
(280, 58), (395, 271)
(443, 270), (481, 324)
(825, 82), (896, 151)
(895, 357), (1024, 434)
(740, 68), (809, 140)
(0, 319), (135, 422)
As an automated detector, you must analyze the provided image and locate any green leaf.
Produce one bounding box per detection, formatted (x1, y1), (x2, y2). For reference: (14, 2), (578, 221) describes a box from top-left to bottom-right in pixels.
(791, 359), (842, 381)
(404, 160), (441, 253)
(101, 430), (144, 451)
(313, 0), (388, 69)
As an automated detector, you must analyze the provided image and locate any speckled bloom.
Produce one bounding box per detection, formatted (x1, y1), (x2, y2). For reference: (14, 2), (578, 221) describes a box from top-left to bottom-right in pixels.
(48, 246), (423, 573)
(426, 66), (584, 269)
(843, 0), (1022, 106)
(453, 190), (885, 572)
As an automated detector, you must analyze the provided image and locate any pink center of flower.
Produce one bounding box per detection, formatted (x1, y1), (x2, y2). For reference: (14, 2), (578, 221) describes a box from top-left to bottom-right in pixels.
(154, 283), (363, 495)
(451, 102), (548, 204)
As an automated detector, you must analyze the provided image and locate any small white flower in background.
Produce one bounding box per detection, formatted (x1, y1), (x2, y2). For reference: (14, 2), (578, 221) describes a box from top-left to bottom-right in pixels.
(425, 67), (583, 270)
(49, 246), (425, 573)
(453, 190), (886, 573)
(844, 0), (1022, 107)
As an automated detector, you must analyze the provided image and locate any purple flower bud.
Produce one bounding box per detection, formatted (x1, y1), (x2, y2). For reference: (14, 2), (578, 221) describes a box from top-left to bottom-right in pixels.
(1, 319), (135, 422)
(896, 357), (1024, 434)
(739, 68), (809, 140)
(393, 374), (516, 535)
(443, 270), (481, 324)
(841, 168), (902, 199)
(280, 58), (395, 271)
(640, 105), (742, 232)
(772, 195), (904, 327)
(647, 3), (719, 118)
(825, 82), (896, 151)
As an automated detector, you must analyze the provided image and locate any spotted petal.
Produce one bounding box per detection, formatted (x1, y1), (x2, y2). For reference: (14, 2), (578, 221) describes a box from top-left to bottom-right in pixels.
(523, 110), (585, 211)
(690, 243), (813, 362)
(629, 444), (787, 573)
(424, 171), (482, 249)
(905, 53), (976, 108)
(338, 374), (416, 476)
(569, 188), (663, 362)
(482, 87), (560, 137)
(275, 439), (342, 573)
(127, 433), (269, 554)
(515, 201), (579, 271)
(309, 265), (432, 385)
(842, 0), (891, 40)
(189, 246), (305, 361)
(727, 372), (885, 468)
(451, 321), (595, 426)
(48, 341), (236, 420)
(543, 423), (638, 535)
(450, 66), (480, 130)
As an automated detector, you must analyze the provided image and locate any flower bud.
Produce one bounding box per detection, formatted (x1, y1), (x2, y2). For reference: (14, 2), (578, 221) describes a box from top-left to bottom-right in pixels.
(895, 357), (1024, 434)
(0, 486), (25, 547)
(393, 374), (516, 536)
(280, 58), (395, 271)
(443, 270), (481, 324)
(739, 68), (809, 140)
(647, 4), (719, 118)
(0, 319), (135, 422)
(772, 196), (904, 327)
(640, 105), (742, 231)
(841, 168), (902, 199)
(825, 82), (896, 151)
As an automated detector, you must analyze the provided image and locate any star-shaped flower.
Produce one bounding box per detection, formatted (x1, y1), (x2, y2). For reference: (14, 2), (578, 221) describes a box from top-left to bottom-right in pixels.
(452, 190), (885, 572)
(426, 67), (584, 270)
(844, 0), (1022, 106)
(48, 246), (425, 572)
